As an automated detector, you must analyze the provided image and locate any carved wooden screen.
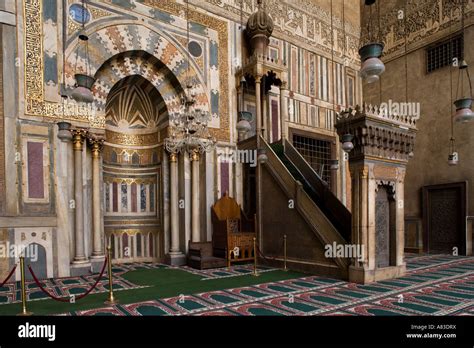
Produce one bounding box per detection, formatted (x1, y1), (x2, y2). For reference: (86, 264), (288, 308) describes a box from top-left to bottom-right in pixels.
(292, 134), (332, 187)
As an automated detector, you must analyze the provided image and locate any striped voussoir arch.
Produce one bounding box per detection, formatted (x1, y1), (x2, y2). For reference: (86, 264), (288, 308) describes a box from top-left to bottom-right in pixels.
(65, 23), (208, 115)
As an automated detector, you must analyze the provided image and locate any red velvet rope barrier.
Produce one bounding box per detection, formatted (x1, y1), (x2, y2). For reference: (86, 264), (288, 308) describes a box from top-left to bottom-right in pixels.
(256, 245), (271, 262)
(27, 256), (108, 302)
(0, 265), (17, 287)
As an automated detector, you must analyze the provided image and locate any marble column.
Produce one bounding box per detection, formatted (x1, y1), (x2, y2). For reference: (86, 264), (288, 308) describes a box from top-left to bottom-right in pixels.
(280, 81), (288, 141)
(255, 74), (263, 244)
(237, 85), (243, 111)
(395, 168), (406, 267)
(262, 89), (268, 141)
(72, 130), (88, 264)
(56, 122), (73, 276)
(255, 75), (262, 138)
(359, 167), (368, 267)
(169, 152), (180, 253)
(191, 150), (200, 242)
(90, 139), (104, 259)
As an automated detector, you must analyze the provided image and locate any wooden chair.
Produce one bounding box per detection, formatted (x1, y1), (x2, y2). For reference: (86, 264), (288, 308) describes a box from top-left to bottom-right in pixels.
(187, 241), (226, 270)
(211, 193), (256, 266)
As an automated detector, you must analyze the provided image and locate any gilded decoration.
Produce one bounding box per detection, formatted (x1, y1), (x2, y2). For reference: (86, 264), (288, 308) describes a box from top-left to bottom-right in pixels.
(67, 19), (81, 36)
(89, 6), (113, 21)
(103, 146), (160, 166)
(105, 228), (159, 237)
(105, 219), (160, 226)
(24, 0), (230, 140)
(105, 130), (159, 146)
(24, 0), (102, 127)
(198, 0), (361, 61)
(24, 0), (44, 103)
(103, 176), (157, 185)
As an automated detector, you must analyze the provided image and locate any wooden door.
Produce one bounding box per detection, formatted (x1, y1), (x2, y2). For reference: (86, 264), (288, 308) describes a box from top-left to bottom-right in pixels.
(422, 182), (467, 254)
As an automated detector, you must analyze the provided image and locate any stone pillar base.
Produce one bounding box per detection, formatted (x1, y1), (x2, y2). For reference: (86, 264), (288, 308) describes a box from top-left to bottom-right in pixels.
(165, 252), (186, 266)
(90, 257), (106, 273)
(70, 262), (92, 277)
(72, 257), (89, 264)
(90, 253), (105, 260)
(348, 264), (406, 284)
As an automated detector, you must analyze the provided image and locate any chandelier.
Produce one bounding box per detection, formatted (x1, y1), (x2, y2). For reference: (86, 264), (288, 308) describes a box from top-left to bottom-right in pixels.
(165, 82), (216, 154)
(164, 0), (216, 155)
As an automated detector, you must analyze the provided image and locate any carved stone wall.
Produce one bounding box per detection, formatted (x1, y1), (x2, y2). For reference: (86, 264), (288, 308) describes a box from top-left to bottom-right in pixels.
(361, 0), (474, 61)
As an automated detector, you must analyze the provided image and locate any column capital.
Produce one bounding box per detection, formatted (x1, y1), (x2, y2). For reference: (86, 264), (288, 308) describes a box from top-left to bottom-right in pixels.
(88, 136), (105, 158)
(71, 129), (87, 151)
(169, 152), (178, 163)
(280, 80), (288, 90)
(190, 150), (200, 161)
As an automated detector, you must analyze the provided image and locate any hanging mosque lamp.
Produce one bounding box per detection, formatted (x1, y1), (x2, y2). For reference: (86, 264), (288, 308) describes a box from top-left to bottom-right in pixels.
(359, 0), (385, 83)
(71, 1), (95, 104)
(453, 0), (473, 122)
(453, 62), (474, 122)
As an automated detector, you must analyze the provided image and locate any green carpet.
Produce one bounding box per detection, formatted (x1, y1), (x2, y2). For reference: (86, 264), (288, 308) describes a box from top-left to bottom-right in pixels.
(0, 268), (303, 315)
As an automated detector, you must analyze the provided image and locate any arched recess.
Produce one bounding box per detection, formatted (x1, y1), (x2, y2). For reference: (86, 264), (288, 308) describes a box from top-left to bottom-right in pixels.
(103, 75), (163, 263)
(105, 74), (169, 131)
(64, 23), (209, 118)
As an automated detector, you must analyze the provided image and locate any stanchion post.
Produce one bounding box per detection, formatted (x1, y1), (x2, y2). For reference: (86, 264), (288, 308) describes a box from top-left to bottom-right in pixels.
(104, 245), (118, 305)
(252, 237), (259, 277)
(17, 256), (32, 316)
(283, 234), (288, 272)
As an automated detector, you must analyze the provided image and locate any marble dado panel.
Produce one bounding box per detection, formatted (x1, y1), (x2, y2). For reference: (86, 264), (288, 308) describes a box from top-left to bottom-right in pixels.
(18, 122), (56, 216)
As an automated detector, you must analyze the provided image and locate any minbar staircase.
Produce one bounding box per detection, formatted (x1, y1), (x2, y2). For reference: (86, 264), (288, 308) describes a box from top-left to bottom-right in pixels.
(273, 139), (352, 243)
(241, 136), (351, 279)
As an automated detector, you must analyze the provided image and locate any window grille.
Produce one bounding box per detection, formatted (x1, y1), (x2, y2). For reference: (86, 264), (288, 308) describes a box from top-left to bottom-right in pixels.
(426, 34), (463, 73)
